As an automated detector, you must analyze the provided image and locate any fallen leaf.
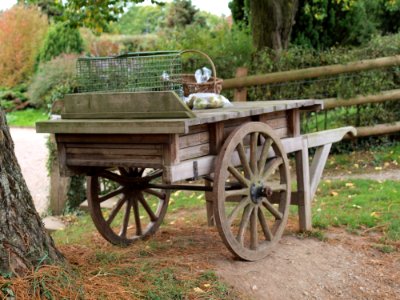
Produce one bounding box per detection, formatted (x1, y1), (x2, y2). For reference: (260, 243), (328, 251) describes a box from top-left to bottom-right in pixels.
(330, 191), (338, 197)
(345, 182), (354, 187)
(193, 287), (205, 293)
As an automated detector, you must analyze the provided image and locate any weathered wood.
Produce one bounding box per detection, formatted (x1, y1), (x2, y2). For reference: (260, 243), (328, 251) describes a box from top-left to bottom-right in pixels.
(68, 158), (163, 168)
(323, 89), (400, 110)
(66, 147), (163, 156)
(295, 139), (312, 231)
(179, 131), (210, 149)
(57, 134), (171, 144)
(310, 144), (332, 200)
(344, 122), (400, 139)
(305, 127), (356, 147)
(222, 56), (400, 90)
(163, 134), (180, 165)
(179, 144), (210, 161)
(62, 91), (195, 119)
(209, 122), (224, 155)
(234, 67), (248, 102)
(37, 100), (323, 135)
(288, 109), (300, 137)
(204, 179), (215, 226)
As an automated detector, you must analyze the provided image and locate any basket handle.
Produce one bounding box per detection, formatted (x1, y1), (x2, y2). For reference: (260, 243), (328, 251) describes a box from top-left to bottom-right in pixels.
(180, 49), (218, 90)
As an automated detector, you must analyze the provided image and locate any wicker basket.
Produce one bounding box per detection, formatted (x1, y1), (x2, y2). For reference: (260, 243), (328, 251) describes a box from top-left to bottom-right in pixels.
(178, 50), (223, 97)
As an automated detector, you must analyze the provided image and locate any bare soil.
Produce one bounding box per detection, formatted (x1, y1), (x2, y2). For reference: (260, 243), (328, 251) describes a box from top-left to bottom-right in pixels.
(215, 228), (400, 299)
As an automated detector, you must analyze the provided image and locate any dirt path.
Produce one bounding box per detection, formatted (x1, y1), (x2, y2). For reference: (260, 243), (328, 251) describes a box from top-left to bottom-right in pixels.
(10, 127), (49, 215)
(215, 231), (400, 299)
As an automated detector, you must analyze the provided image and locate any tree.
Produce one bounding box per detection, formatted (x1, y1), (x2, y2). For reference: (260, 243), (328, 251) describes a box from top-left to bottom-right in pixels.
(165, 0), (200, 28)
(0, 109), (64, 276)
(250, 0), (299, 51)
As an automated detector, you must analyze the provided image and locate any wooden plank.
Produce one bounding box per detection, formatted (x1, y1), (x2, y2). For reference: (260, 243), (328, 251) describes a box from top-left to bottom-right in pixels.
(209, 122), (224, 155)
(37, 119), (187, 134)
(62, 91), (195, 119)
(295, 139), (312, 231)
(288, 108), (300, 137)
(66, 147), (162, 156)
(56, 134), (171, 144)
(67, 158), (163, 168)
(65, 143), (162, 149)
(169, 156), (216, 182)
(183, 124), (209, 135)
(179, 132), (210, 149)
(163, 134), (180, 166)
(204, 179), (215, 226)
(305, 127), (357, 147)
(234, 67), (248, 102)
(179, 144), (210, 161)
(310, 144), (332, 200)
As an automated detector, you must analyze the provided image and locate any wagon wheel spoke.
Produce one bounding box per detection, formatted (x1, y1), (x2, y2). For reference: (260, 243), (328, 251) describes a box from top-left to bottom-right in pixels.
(237, 205), (253, 245)
(261, 157), (283, 181)
(145, 169), (163, 181)
(228, 165), (250, 187)
(120, 198), (132, 237)
(250, 132), (259, 175)
(99, 170), (127, 185)
(258, 207), (273, 241)
(258, 137), (273, 175)
(106, 195), (127, 225)
(225, 188), (249, 199)
(98, 187), (125, 203)
(132, 196), (143, 236)
(237, 142), (253, 179)
(144, 188), (166, 200)
(138, 192), (158, 222)
(250, 207), (258, 250)
(261, 199), (283, 220)
(227, 196), (251, 226)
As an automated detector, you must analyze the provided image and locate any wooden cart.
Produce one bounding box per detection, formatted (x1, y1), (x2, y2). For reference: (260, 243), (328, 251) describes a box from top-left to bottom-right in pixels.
(37, 91), (355, 261)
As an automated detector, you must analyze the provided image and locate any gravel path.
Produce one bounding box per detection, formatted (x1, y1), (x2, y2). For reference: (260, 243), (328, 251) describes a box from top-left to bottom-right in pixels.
(10, 127), (49, 215)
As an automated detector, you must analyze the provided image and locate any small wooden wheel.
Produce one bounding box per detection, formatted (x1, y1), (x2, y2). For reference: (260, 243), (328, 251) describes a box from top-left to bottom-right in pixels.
(213, 122), (291, 261)
(87, 168), (169, 245)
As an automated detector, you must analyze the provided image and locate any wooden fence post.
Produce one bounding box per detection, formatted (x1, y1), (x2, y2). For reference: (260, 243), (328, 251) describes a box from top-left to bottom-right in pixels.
(233, 67), (248, 102)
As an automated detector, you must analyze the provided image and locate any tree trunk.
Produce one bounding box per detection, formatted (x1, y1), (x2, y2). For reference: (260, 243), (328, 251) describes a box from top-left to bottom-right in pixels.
(250, 0), (299, 51)
(0, 109), (63, 276)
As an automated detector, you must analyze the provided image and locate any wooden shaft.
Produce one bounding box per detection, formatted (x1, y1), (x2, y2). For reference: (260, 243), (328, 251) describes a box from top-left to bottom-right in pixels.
(222, 55), (400, 90)
(323, 89), (400, 109)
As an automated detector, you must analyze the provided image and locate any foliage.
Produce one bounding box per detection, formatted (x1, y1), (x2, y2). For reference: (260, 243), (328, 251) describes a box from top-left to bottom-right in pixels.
(24, 0), (163, 34)
(165, 0), (201, 28)
(28, 54), (78, 109)
(0, 85), (29, 112)
(156, 24), (253, 80)
(292, 0), (379, 49)
(115, 4), (165, 35)
(228, 0), (249, 25)
(38, 22), (84, 63)
(313, 178), (400, 241)
(0, 5), (48, 87)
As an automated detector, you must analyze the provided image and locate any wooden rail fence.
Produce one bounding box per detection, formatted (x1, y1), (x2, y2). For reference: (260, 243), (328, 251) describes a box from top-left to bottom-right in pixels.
(222, 55), (400, 138)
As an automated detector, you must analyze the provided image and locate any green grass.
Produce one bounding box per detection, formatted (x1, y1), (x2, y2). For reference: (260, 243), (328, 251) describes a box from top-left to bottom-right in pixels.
(5, 108), (48, 127)
(313, 178), (400, 241)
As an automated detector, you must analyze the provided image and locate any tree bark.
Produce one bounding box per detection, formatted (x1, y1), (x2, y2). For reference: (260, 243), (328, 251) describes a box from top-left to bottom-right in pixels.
(0, 108), (63, 276)
(250, 0), (299, 51)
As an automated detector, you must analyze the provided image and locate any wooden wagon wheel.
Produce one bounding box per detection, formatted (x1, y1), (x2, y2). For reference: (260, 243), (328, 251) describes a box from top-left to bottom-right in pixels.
(87, 168), (169, 245)
(213, 122), (291, 261)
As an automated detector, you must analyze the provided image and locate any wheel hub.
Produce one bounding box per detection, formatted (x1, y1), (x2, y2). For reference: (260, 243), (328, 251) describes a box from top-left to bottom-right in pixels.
(250, 183), (273, 204)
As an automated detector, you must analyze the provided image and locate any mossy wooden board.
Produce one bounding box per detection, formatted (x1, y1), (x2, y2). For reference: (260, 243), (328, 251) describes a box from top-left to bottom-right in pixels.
(36, 100), (323, 134)
(61, 91), (195, 119)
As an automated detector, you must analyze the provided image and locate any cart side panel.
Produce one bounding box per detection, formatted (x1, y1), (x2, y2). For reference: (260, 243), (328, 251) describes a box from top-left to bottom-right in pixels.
(56, 134), (170, 176)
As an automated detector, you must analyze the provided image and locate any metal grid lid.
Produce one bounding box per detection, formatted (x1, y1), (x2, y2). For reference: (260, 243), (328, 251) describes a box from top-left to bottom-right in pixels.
(76, 51), (183, 96)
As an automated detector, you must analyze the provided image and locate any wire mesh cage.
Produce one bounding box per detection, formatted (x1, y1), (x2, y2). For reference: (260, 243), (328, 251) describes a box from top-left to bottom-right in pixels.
(76, 51), (183, 95)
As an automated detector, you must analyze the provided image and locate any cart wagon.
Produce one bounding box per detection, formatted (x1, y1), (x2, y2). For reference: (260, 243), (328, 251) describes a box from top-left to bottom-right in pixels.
(36, 51), (356, 261)
(37, 91), (355, 261)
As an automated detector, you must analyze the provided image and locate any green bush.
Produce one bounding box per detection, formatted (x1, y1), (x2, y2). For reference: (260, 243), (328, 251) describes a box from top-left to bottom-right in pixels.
(38, 22), (84, 63)
(28, 54), (78, 109)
